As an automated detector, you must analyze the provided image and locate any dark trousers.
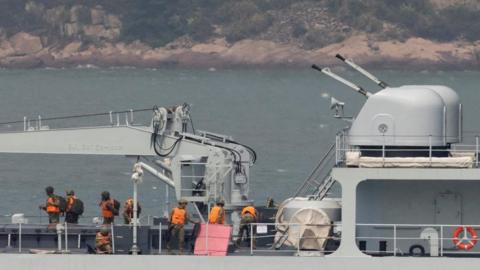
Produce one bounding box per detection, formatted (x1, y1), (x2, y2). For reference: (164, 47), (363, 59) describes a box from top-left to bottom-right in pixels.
(103, 217), (114, 224)
(48, 212), (60, 224)
(65, 212), (79, 224)
(237, 215), (256, 248)
(167, 224), (185, 253)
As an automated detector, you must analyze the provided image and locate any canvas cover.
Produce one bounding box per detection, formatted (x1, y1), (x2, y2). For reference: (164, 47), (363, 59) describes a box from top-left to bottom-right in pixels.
(275, 207), (331, 250)
(346, 151), (474, 168)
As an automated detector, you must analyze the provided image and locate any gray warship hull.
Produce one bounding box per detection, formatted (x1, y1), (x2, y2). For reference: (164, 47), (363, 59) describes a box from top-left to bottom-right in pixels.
(2, 254), (479, 270)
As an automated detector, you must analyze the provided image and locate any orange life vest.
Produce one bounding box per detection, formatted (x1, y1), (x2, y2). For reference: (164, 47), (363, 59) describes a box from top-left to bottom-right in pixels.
(171, 207), (186, 225)
(96, 232), (110, 246)
(46, 196), (60, 213)
(66, 196), (76, 212)
(208, 206), (225, 224)
(241, 206), (256, 218)
(101, 199), (114, 218)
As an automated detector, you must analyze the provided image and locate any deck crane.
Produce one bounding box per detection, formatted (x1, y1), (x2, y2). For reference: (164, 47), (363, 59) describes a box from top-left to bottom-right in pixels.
(0, 104), (256, 219)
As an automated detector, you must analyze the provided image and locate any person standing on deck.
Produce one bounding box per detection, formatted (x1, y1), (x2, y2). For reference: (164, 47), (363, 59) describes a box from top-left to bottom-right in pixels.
(167, 199), (198, 255)
(123, 197), (141, 224)
(39, 186), (60, 224)
(236, 203), (258, 249)
(208, 200), (225, 224)
(99, 191), (115, 224)
(65, 190), (82, 224)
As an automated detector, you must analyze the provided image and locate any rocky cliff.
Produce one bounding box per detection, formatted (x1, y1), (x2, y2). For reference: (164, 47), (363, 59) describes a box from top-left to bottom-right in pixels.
(0, 1), (479, 69)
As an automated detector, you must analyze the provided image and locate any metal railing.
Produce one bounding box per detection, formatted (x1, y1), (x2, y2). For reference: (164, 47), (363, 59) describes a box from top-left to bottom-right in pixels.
(293, 143), (336, 198)
(1, 220), (164, 255)
(244, 222), (340, 256)
(0, 221), (340, 256)
(0, 214), (158, 226)
(335, 133), (480, 168)
(357, 223), (480, 257)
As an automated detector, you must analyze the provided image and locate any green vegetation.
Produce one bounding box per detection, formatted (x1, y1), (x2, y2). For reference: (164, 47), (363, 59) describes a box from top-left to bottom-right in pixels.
(326, 0), (480, 42)
(1, 0), (480, 48)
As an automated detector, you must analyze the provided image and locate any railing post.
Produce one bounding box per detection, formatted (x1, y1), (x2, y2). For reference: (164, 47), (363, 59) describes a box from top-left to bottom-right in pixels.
(297, 224), (301, 255)
(475, 136), (479, 168)
(335, 135), (339, 165)
(393, 224), (396, 256)
(57, 224), (62, 252)
(111, 223), (115, 254)
(158, 223), (162, 255)
(206, 204), (210, 256)
(440, 225), (444, 257)
(64, 222), (68, 253)
(382, 135), (386, 167)
(429, 135), (432, 167)
(250, 223), (253, 256)
(18, 223), (22, 253)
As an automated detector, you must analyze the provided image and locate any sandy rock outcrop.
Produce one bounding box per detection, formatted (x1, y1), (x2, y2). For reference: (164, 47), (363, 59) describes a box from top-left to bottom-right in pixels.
(91, 7), (106, 25)
(0, 40), (15, 58)
(9, 32), (43, 55)
(317, 34), (480, 67)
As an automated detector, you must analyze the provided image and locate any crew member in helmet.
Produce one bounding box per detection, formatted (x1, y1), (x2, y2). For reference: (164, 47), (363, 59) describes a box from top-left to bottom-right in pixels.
(208, 199), (225, 224)
(167, 199), (198, 254)
(99, 191), (115, 224)
(123, 197), (141, 224)
(95, 226), (112, 254)
(65, 190), (80, 224)
(39, 186), (60, 224)
(236, 203), (258, 248)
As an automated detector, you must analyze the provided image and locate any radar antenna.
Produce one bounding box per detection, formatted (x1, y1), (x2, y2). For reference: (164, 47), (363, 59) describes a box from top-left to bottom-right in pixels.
(335, 54), (389, 89)
(311, 65), (372, 98)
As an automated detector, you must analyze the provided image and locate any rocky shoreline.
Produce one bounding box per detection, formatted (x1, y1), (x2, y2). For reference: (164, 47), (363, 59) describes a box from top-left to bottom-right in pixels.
(1, 32), (480, 70)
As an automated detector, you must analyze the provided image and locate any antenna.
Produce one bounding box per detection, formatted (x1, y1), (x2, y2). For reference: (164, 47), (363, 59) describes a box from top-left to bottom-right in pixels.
(330, 97), (345, 118)
(335, 54), (389, 89)
(312, 65), (372, 98)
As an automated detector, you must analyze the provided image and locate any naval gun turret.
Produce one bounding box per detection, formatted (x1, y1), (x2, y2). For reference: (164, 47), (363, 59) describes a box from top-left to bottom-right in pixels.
(314, 56), (463, 157)
(349, 85), (461, 149)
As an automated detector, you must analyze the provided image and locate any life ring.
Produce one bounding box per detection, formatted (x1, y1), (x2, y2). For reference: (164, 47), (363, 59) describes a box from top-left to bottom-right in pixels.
(452, 226), (478, 250)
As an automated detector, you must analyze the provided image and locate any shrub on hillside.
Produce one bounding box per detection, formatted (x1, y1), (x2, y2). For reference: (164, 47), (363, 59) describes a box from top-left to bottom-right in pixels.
(304, 28), (346, 49)
(225, 12), (273, 42)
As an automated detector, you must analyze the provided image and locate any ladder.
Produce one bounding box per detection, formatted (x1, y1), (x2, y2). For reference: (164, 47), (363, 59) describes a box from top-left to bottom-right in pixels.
(312, 175), (335, 200)
(293, 143), (336, 200)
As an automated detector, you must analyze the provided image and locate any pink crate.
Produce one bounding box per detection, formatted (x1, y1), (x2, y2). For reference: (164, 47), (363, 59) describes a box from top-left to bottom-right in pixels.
(194, 224), (232, 256)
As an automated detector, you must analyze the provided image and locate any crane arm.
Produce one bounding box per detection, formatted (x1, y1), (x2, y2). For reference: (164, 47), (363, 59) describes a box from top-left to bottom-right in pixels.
(0, 105), (255, 209)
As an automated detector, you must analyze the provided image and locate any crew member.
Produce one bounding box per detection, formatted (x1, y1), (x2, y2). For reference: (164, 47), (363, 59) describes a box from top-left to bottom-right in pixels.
(167, 199), (198, 255)
(123, 197), (141, 224)
(208, 200), (225, 224)
(65, 190), (79, 224)
(266, 197), (277, 208)
(39, 186), (60, 224)
(236, 203), (258, 248)
(99, 191), (115, 224)
(95, 226), (112, 254)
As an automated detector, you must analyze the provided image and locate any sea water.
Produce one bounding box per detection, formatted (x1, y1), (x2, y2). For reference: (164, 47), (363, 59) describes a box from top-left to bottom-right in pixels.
(0, 68), (478, 222)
